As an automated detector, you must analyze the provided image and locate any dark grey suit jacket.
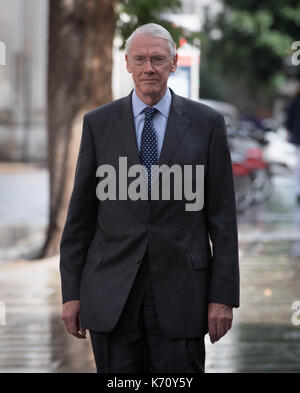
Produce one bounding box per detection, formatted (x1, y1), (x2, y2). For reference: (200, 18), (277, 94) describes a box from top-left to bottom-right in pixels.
(59, 89), (239, 339)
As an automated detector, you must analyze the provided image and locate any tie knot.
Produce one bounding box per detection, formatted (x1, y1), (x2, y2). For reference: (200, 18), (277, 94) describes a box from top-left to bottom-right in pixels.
(144, 106), (157, 120)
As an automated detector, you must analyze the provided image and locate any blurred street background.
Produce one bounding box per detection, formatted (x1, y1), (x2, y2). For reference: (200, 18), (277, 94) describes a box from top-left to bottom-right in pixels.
(0, 0), (300, 373)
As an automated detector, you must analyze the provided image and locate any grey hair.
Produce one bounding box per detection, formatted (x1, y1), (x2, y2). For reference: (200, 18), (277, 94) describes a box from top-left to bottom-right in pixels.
(125, 23), (177, 58)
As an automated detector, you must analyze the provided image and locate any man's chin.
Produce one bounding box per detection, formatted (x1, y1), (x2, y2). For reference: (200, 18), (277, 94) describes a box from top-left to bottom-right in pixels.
(142, 86), (158, 93)
(140, 86), (162, 98)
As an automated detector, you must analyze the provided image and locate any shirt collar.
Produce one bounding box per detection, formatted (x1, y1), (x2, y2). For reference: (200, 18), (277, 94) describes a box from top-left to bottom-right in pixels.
(132, 87), (172, 119)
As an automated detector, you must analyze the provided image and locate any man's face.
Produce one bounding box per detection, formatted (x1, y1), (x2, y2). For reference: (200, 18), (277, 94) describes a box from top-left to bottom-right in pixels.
(125, 34), (178, 102)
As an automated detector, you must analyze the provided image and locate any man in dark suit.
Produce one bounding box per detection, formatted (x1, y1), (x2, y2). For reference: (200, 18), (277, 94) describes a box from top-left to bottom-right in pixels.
(60, 23), (239, 373)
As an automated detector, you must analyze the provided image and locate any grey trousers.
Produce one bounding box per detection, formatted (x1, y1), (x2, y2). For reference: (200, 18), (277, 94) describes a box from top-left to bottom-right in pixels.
(89, 250), (205, 373)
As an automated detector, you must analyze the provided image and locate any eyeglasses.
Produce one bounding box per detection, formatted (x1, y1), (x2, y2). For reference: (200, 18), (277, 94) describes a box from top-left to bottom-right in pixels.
(130, 55), (171, 67)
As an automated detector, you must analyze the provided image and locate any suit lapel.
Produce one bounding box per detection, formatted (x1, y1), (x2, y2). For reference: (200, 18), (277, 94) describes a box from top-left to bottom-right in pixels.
(114, 90), (142, 168)
(157, 89), (190, 166)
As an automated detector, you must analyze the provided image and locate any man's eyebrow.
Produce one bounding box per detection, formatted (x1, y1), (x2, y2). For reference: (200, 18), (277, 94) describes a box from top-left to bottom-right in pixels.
(133, 53), (166, 57)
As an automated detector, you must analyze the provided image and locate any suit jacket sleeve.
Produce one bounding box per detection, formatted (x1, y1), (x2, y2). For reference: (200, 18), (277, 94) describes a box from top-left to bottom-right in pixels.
(59, 115), (98, 304)
(205, 113), (240, 308)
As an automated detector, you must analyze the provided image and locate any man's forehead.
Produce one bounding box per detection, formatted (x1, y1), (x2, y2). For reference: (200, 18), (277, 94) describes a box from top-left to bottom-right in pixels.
(130, 34), (169, 53)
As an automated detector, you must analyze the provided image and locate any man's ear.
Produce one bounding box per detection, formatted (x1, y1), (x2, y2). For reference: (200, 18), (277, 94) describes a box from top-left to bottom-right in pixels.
(125, 54), (132, 73)
(171, 53), (178, 73)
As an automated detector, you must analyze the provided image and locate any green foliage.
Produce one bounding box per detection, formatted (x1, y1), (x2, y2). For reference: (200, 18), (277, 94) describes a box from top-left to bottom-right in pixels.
(116, 0), (183, 48)
(202, 0), (300, 98)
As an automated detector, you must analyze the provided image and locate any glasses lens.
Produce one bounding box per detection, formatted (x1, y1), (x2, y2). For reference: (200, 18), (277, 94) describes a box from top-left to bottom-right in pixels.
(152, 56), (166, 66)
(132, 56), (168, 66)
(133, 57), (145, 66)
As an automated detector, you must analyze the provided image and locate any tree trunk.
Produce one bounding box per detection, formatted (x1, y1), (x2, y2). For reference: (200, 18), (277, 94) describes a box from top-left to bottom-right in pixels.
(40, 0), (117, 258)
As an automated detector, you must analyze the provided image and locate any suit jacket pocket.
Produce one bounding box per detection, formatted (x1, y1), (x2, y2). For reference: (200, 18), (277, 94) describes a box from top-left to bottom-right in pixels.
(188, 251), (210, 270)
(85, 246), (107, 265)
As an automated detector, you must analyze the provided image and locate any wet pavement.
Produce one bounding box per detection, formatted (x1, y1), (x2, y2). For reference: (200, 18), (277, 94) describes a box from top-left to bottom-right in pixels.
(0, 256), (95, 372)
(0, 164), (300, 373)
(204, 175), (300, 373)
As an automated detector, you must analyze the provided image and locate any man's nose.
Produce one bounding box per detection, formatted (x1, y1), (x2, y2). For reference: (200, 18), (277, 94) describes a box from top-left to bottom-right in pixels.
(143, 59), (154, 72)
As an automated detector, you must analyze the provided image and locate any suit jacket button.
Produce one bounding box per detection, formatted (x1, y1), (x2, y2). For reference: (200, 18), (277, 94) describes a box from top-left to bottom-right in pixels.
(147, 224), (155, 231)
(136, 259), (141, 264)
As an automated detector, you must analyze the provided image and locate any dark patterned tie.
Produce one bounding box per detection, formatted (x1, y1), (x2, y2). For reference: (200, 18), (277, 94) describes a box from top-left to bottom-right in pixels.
(139, 106), (158, 198)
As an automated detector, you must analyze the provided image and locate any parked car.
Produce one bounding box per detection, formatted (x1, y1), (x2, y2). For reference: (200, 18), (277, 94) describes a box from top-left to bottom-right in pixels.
(198, 99), (240, 130)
